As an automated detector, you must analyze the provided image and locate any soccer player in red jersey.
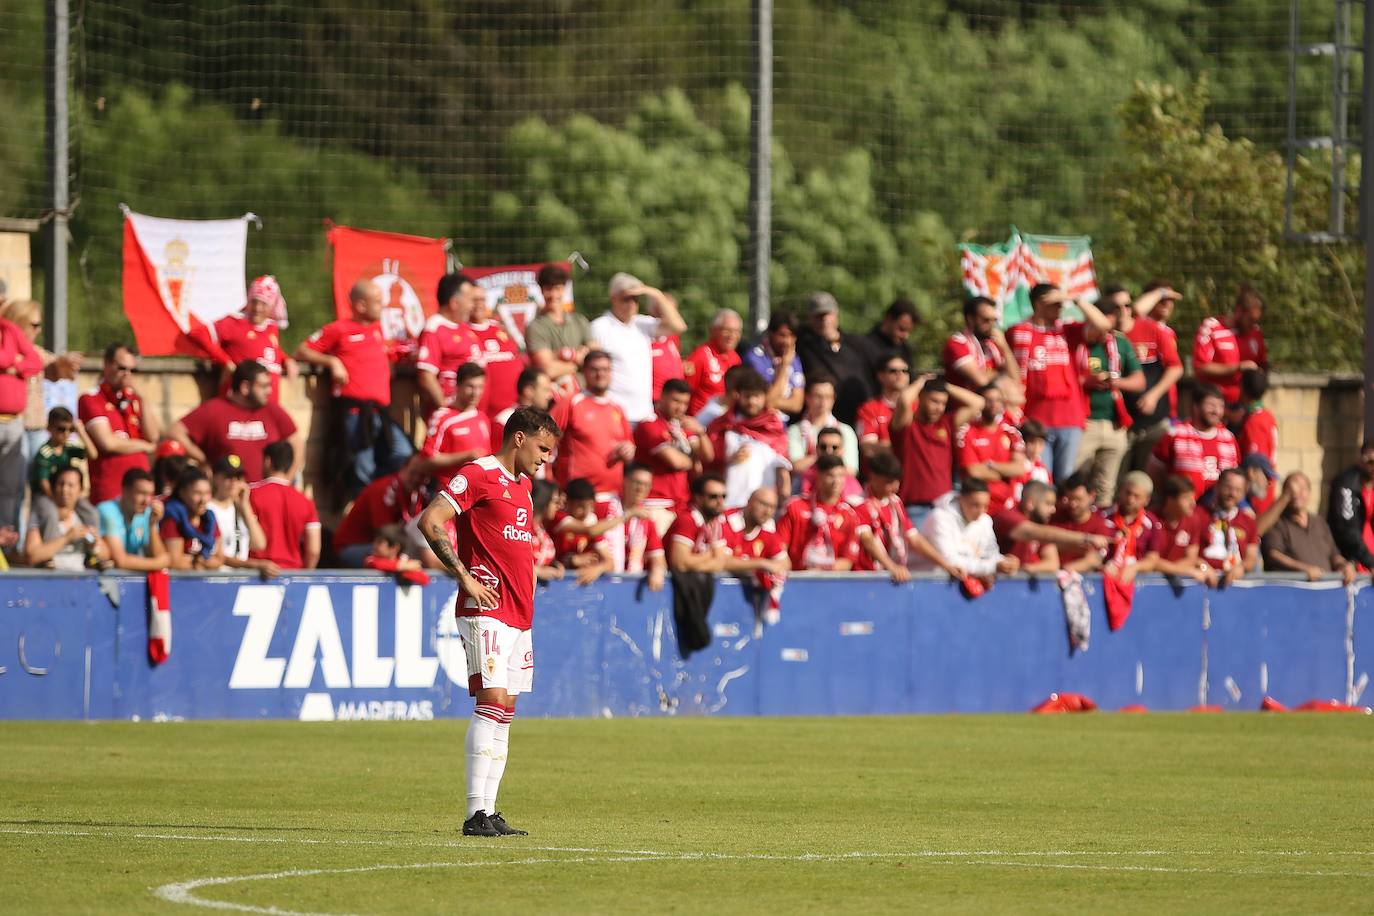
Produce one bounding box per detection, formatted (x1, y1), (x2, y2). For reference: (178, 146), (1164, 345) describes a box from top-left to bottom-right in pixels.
(957, 383), (1027, 512)
(79, 343), (159, 504)
(188, 275), (297, 404)
(942, 296), (1019, 391)
(168, 361), (298, 482)
(1049, 472), (1115, 574)
(1198, 468), (1260, 585)
(889, 374), (983, 527)
(415, 273), (484, 414)
(684, 309), (743, 415)
(421, 363), (492, 490)
(855, 354), (909, 465)
(1141, 474), (1217, 585)
(550, 350), (634, 497)
(1149, 384), (1240, 499)
(417, 406), (561, 838)
(1006, 284), (1112, 482)
(1192, 284), (1268, 405)
(468, 295), (527, 418)
(245, 441), (320, 571)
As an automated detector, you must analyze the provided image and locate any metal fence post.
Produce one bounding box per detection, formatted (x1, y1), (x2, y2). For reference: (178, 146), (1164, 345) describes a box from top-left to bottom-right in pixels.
(747, 0), (773, 338)
(44, 0), (70, 353)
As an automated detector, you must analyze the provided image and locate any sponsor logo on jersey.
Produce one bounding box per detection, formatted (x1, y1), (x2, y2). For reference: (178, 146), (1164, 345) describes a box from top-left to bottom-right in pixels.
(502, 525), (534, 543)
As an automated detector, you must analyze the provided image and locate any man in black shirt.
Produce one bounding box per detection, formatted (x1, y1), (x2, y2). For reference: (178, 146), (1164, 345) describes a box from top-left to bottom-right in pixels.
(795, 291), (874, 427)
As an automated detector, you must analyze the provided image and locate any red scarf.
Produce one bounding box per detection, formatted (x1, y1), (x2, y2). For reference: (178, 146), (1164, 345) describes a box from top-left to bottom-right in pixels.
(1103, 508), (1145, 631)
(711, 407), (789, 457)
(865, 494), (906, 565)
(801, 495), (842, 570)
(100, 381), (144, 440)
(1076, 333), (1134, 429)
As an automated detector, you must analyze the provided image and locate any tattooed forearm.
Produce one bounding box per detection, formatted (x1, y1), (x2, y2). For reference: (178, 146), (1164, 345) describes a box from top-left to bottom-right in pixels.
(421, 517), (466, 578)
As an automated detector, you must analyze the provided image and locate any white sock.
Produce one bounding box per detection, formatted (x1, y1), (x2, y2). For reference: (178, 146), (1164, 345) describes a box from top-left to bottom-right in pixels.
(484, 709), (512, 814)
(465, 704), (503, 817)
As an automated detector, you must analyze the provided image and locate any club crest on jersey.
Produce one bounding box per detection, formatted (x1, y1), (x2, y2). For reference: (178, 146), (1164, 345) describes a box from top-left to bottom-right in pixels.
(452, 474), (469, 495)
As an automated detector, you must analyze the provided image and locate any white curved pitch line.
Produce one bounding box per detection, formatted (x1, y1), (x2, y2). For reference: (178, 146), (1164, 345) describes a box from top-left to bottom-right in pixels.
(152, 851), (1374, 915)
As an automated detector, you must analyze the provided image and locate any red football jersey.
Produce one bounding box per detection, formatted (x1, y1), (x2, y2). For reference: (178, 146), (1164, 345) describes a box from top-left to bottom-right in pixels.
(1238, 406), (1278, 465)
(852, 494), (911, 570)
(650, 335), (685, 401)
(469, 320), (526, 417)
(1050, 507), (1114, 565)
(550, 391), (632, 494)
(305, 319), (391, 406)
(854, 397), (896, 445)
(1144, 508), (1211, 563)
(1007, 320), (1088, 428)
(665, 507), (730, 556)
(78, 384), (151, 504)
(1192, 317), (1268, 405)
(633, 413), (695, 510)
(684, 342), (741, 416)
(177, 396), (297, 482)
(415, 314), (483, 404)
(606, 514), (665, 572)
(1198, 506), (1259, 571)
(1152, 422), (1240, 498)
(441, 456), (538, 629)
(957, 417), (1025, 511)
(992, 508), (1044, 567)
(333, 471), (426, 550)
(724, 509), (787, 562)
(247, 478), (321, 570)
(551, 509), (609, 561)
(942, 330), (1004, 386)
(895, 413), (957, 506)
(776, 496), (869, 570)
(422, 407), (492, 489)
(212, 315), (288, 403)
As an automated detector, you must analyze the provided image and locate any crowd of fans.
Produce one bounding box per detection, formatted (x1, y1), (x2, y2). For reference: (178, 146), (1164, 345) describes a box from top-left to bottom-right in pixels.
(1, 270), (1371, 592)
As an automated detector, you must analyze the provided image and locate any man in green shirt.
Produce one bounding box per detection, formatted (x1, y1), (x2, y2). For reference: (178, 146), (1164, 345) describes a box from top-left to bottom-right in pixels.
(523, 263), (599, 395)
(1074, 298), (1144, 508)
(29, 407), (86, 501)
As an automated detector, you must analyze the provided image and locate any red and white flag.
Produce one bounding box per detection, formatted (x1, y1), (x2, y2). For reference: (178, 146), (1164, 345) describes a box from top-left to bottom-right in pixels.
(327, 225), (449, 360)
(121, 207), (255, 356)
(466, 262), (574, 350)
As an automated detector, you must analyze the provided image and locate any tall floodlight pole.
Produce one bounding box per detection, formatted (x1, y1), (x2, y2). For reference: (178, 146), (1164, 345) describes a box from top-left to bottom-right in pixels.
(747, 0), (773, 337)
(1364, 0), (1374, 433)
(44, 0), (70, 352)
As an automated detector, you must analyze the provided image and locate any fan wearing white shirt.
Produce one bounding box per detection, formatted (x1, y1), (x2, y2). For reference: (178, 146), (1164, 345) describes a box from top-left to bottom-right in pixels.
(917, 478), (1019, 581)
(588, 273), (688, 424)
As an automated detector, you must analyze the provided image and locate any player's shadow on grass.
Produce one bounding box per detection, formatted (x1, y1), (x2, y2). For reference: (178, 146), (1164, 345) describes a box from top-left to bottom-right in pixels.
(0, 817), (414, 836)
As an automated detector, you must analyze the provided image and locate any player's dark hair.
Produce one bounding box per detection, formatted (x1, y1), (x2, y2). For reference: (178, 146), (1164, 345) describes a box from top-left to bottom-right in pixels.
(502, 406), (561, 443)
(121, 467), (155, 489)
(536, 263), (569, 288)
(1019, 418), (1047, 442)
(1098, 284), (1129, 301)
(805, 372), (836, 393)
(1061, 471), (1091, 494)
(661, 377), (691, 397)
(960, 477), (990, 495)
(883, 296), (919, 324)
(374, 524), (403, 548)
(263, 440), (294, 475)
(734, 368), (769, 395)
(456, 361), (486, 383)
(815, 453), (845, 473)
(231, 359), (268, 390)
(516, 366), (545, 394)
(565, 478), (596, 502)
(1194, 383), (1226, 406)
(532, 479), (560, 514)
(47, 406), (73, 426)
(722, 364), (752, 393)
(963, 295), (995, 320)
(1029, 283), (1059, 307)
(691, 473), (724, 497)
(154, 455), (189, 492)
(1240, 368), (1267, 402)
(1163, 474), (1194, 501)
(868, 450), (902, 481)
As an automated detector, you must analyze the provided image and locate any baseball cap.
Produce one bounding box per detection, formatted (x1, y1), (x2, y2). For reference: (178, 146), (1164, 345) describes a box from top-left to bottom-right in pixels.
(608, 272), (643, 299)
(154, 439), (186, 460)
(212, 454), (246, 477)
(808, 291), (838, 316)
(1242, 452), (1278, 481)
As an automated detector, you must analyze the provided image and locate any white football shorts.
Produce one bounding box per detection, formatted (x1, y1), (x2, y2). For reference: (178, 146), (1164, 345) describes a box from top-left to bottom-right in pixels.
(458, 615), (533, 697)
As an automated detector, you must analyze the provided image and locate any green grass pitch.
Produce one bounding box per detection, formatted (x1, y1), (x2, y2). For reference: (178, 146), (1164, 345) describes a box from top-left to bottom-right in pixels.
(2, 715), (1371, 913)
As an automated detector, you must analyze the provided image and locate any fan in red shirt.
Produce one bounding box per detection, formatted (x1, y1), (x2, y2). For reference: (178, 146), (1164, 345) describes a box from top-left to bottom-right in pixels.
(187, 275), (297, 404)
(957, 383), (1027, 512)
(721, 487), (791, 625)
(1150, 384), (1240, 499)
(777, 454), (907, 578)
(991, 479), (1063, 574)
(1141, 474), (1216, 584)
(246, 441), (321, 570)
(890, 375), (984, 519)
(415, 272), (484, 414)
(683, 310), (743, 415)
(1049, 472), (1115, 573)
(634, 378), (711, 516)
(1233, 368), (1278, 463)
(1006, 284), (1113, 481)
(1115, 285), (1184, 467)
(854, 451), (961, 577)
(548, 478), (615, 585)
(650, 332), (685, 402)
(1197, 468), (1260, 585)
(602, 463), (667, 589)
(79, 344), (159, 504)
(492, 367), (555, 453)
(469, 296), (527, 418)
(665, 474), (733, 573)
(1192, 284), (1268, 405)
(168, 361), (298, 482)
(942, 296), (1020, 391)
(549, 350), (634, 497)
(333, 455), (428, 567)
(854, 353), (910, 464)
(421, 363), (492, 489)
(413, 406), (562, 839)
(1102, 471), (1164, 576)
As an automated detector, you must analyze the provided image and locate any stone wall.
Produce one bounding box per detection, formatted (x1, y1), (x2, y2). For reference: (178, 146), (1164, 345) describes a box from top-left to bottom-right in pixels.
(75, 361), (1366, 525)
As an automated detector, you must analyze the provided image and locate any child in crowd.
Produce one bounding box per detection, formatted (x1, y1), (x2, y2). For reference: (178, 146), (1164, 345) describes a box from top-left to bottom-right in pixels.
(364, 524), (429, 585)
(29, 407), (86, 501)
(551, 477), (614, 584)
(1016, 418), (1053, 499)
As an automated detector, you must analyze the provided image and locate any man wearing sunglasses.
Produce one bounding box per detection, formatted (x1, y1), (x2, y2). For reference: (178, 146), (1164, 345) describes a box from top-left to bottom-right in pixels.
(78, 343), (159, 504)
